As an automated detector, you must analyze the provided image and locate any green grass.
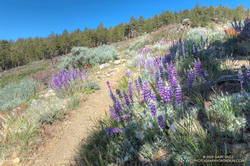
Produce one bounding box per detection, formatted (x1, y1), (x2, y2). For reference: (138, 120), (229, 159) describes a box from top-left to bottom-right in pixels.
(67, 94), (81, 110)
(0, 113), (38, 159)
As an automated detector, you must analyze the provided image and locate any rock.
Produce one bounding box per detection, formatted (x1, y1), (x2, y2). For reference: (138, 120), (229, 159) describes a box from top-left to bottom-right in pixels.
(99, 63), (110, 70)
(211, 17), (220, 23)
(153, 148), (168, 160)
(13, 158), (20, 164)
(120, 59), (127, 63)
(30, 99), (43, 107)
(43, 89), (56, 98)
(182, 18), (192, 26)
(113, 60), (122, 65)
(204, 101), (212, 110)
(138, 154), (151, 164)
(38, 89), (56, 98)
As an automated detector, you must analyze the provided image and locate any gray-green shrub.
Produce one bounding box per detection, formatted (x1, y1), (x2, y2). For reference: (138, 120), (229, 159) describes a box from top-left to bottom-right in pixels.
(0, 78), (38, 111)
(59, 45), (118, 69)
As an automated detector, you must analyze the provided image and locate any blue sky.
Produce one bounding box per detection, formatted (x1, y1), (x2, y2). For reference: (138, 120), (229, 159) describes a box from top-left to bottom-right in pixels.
(0, 0), (249, 40)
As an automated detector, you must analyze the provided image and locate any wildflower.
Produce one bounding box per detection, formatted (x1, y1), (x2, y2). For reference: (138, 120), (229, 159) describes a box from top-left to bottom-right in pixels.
(114, 100), (122, 112)
(142, 82), (151, 103)
(120, 113), (132, 121)
(159, 66), (165, 80)
(106, 81), (111, 90)
(246, 68), (250, 80)
(106, 81), (117, 103)
(116, 89), (123, 99)
(175, 85), (182, 103)
(126, 70), (131, 77)
(157, 115), (166, 129)
(157, 78), (165, 98)
(164, 85), (173, 102)
(162, 55), (172, 66)
(138, 77), (143, 89)
(167, 63), (178, 87)
(149, 102), (156, 116)
(238, 71), (244, 83)
(104, 127), (122, 135)
(51, 68), (86, 90)
(128, 81), (133, 102)
(109, 90), (116, 104)
(193, 60), (205, 79)
(109, 106), (118, 119)
(123, 92), (130, 106)
(134, 79), (141, 96)
(187, 70), (195, 89)
(80, 70), (87, 80)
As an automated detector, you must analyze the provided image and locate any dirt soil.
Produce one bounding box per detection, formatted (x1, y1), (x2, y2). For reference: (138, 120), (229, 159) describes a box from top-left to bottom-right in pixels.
(23, 63), (126, 166)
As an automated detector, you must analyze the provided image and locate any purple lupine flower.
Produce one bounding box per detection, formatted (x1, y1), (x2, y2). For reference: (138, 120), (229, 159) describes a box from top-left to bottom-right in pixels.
(193, 60), (201, 74)
(238, 71), (244, 83)
(109, 106), (119, 119)
(159, 66), (165, 80)
(123, 92), (130, 106)
(157, 115), (166, 129)
(106, 81), (111, 90)
(134, 80), (141, 96)
(80, 70), (87, 80)
(149, 102), (156, 116)
(175, 85), (182, 104)
(156, 78), (164, 91)
(164, 85), (173, 102)
(120, 113), (132, 121)
(162, 55), (172, 66)
(138, 47), (151, 54)
(126, 70), (131, 78)
(193, 60), (205, 79)
(170, 76), (177, 88)
(106, 81), (117, 103)
(138, 77), (143, 89)
(187, 70), (196, 89)
(51, 68), (87, 90)
(128, 81), (133, 102)
(142, 82), (153, 103)
(114, 100), (122, 112)
(116, 89), (123, 99)
(157, 79), (171, 101)
(167, 63), (178, 87)
(108, 88), (116, 104)
(104, 127), (122, 135)
(246, 68), (250, 80)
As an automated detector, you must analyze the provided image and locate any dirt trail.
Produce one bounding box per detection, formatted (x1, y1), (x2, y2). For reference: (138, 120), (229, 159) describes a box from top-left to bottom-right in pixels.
(27, 64), (126, 166)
